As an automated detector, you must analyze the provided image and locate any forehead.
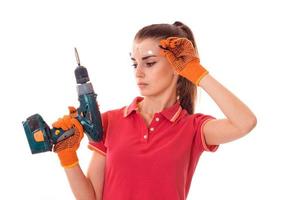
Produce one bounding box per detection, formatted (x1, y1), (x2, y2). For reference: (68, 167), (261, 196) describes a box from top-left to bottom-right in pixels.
(131, 38), (160, 57)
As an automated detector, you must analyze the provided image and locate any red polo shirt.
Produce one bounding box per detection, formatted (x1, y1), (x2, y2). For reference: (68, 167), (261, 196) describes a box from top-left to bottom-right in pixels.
(89, 96), (219, 200)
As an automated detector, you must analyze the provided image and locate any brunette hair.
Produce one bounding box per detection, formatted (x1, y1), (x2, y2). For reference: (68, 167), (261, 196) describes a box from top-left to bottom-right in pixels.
(134, 21), (198, 114)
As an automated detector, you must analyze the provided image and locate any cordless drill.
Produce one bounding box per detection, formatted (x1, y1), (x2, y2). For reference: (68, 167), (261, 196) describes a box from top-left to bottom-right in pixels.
(22, 48), (103, 154)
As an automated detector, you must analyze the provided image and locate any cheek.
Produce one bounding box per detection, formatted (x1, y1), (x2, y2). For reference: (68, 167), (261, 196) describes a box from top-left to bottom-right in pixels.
(150, 63), (174, 83)
(157, 59), (173, 73)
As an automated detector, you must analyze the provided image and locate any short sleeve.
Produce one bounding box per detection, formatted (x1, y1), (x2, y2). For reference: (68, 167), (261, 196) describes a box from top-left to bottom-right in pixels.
(194, 113), (219, 152)
(88, 111), (109, 156)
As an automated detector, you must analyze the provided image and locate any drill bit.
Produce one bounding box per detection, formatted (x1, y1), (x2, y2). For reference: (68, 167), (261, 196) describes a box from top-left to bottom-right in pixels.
(74, 47), (81, 66)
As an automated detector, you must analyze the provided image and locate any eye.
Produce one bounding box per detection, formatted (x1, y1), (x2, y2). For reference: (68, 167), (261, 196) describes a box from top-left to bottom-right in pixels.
(146, 62), (156, 67)
(132, 63), (137, 68)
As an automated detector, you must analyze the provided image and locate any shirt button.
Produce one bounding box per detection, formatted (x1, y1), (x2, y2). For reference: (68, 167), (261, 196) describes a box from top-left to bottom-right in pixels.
(150, 127), (154, 131)
(155, 117), (160, 122)
(144, 134), (148, 139)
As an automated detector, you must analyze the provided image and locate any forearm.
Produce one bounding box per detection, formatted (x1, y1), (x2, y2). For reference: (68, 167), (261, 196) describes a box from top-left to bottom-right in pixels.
(199, 74), (257, 133)
(64, 164), (96, 200)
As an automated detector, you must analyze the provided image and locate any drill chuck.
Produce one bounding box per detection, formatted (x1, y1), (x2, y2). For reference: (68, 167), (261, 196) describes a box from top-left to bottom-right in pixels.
(75, 66), (90, 84)
(74, 47), (90, 84)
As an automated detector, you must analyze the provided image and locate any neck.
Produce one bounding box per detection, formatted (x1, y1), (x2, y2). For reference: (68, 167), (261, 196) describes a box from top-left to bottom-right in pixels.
(138, 93), (177, 116)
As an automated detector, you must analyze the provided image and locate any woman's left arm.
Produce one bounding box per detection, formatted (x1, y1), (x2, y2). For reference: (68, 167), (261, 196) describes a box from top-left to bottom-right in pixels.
(159, 37), (256, 145)
(199, 74), (257, 145)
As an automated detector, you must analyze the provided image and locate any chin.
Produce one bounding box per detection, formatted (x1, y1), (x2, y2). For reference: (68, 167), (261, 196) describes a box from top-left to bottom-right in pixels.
(139, 90), (161, 98)
(139, 91), (150, 96)
(138, 88), (152, 96)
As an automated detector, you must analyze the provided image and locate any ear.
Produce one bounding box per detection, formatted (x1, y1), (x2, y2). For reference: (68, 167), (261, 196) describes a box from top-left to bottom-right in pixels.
(172, 71), (179, 83)
(173, 71), (179, 77)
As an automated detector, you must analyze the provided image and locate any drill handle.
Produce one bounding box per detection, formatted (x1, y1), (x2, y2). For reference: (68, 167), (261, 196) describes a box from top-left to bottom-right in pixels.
(51, 127), (75, 143)
(77, 92), (103, 142)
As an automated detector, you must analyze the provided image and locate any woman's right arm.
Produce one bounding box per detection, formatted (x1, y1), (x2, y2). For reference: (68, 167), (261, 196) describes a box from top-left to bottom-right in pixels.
(87, 152), (106, 200)
(64, 152), (106, 200)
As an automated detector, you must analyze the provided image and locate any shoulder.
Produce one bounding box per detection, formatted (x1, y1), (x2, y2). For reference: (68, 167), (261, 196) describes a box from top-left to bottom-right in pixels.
(182, 112), (216, 128)
(192, 112), (216, 121)
(103, 96), (138, 118)
(101, 106), (127, 119)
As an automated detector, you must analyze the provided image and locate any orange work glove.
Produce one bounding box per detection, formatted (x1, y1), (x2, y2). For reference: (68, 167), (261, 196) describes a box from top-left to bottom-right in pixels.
(52, 106), (84, 168)
(159, 37), (208, 86)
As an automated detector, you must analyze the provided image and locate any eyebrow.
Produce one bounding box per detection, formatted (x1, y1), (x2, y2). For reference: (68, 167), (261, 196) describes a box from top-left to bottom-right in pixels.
(130, 54), (157, 61)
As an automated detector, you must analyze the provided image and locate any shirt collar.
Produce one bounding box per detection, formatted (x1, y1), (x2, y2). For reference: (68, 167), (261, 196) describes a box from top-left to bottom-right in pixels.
(123, 96), (183, 122)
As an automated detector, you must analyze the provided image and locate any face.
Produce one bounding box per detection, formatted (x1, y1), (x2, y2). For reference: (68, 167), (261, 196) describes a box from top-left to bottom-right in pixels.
(130, 38), (178, 98)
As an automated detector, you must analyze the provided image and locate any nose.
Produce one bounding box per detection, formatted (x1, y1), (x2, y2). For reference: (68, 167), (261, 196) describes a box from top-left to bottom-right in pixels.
(135, 64), (145, 78)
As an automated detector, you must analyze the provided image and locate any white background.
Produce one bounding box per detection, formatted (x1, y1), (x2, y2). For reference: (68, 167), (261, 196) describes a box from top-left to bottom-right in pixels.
(0, 0), (299, 199)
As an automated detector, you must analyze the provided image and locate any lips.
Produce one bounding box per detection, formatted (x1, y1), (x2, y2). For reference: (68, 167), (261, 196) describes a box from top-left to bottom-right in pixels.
(137, 82), (148, 85)
(137, 82), (148, 89)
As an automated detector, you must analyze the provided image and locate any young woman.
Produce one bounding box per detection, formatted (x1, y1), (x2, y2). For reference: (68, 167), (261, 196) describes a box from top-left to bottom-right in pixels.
(52, 21), (257, 200)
